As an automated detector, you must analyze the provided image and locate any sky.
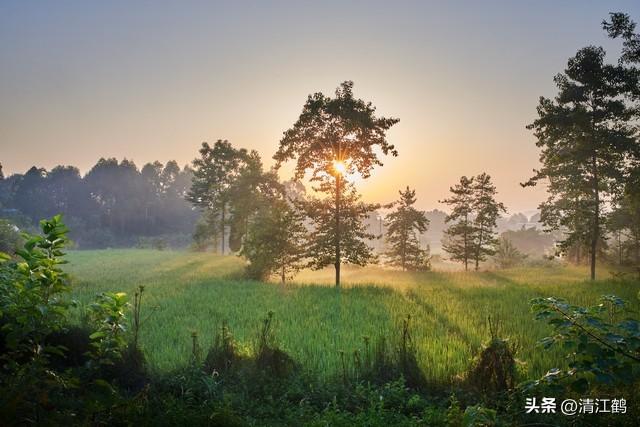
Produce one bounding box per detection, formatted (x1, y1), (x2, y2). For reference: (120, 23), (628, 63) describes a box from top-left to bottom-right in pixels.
(1, 1), (639, 214)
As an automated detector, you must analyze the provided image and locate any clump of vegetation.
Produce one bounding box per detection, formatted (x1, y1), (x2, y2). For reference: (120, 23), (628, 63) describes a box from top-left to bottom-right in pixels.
(241, 196), (308, 283)
(493, 237), (527, 269)
(358, 315), (427, 389)
(203, 321), (245, 375)
(528, 295), (640, 394)
(254, 311), (298, 378)
(466, 318), (518, 398)
(0, 219), (23, 255)
(0, 216), (151, 423)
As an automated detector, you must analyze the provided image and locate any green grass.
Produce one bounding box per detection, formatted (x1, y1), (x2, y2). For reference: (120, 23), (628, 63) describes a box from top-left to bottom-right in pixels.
(65, 249), (640, 383)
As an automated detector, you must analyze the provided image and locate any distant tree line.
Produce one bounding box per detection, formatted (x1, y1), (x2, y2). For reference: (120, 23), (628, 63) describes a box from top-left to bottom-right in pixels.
(0, 159), (197, 248)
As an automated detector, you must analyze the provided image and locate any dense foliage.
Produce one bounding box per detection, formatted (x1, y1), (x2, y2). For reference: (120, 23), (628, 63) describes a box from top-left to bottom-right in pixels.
(524, 15), (640, 280)
(0, 159), (197, 248)
(274, 81), (399, 286)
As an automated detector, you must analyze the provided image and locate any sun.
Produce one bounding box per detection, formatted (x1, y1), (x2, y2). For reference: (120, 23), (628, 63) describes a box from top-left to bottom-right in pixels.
(332, 160), (347, 175)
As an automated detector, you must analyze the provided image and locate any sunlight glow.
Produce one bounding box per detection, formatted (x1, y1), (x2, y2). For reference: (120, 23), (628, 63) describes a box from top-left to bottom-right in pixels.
(332, 160), (347, 175)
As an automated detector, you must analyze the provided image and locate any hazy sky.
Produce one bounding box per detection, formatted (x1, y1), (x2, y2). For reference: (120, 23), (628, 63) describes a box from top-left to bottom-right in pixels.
(1, 1), (639, 213)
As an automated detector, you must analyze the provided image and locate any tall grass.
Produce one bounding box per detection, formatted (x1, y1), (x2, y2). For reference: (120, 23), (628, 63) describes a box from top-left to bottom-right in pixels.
(65, 249), (640, 383)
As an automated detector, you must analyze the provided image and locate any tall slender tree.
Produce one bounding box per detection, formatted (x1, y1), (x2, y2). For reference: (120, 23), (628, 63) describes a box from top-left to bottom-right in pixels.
(523, 46), (637, 279)
(227, 150), (279, 252)
(274, 81), (399, 286)
(441, 176), (476, 271)
(188, 140), (246, 254)
(384, 187), (430, 271)
(472, 173), (506, 270)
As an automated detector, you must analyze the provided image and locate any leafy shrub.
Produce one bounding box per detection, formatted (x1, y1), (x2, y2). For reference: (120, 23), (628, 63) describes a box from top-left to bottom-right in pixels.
(493, 237), (527, 269)
(0, 215), (75, 422)
(526, 295), (640, 394)
(87, 292), (130, 367)
(462, 404), (498, 426)
(0, 214), (71, 365)
(0, 219), (22, 255)
(47, 325), (92, 369)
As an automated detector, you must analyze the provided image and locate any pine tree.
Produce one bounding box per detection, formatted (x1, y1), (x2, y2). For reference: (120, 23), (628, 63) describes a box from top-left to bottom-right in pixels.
(523, 46), (637, 279)
(441, 176), (476, 271)
(472, 173), (506, 270)
(384, 187), (430, 271)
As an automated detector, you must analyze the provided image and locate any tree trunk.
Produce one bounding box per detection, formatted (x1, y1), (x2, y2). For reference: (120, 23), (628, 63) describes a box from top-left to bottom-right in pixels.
(335, 174), (341, 287)
(281, 264), (285, 285)
(221, 202), (226, 255)
(463, 214), (469, 271)
(401, 232), (406, 271)
(475, 226), (483, 271)
(617, 231), (623, 266)
(591, 154), (599, 280)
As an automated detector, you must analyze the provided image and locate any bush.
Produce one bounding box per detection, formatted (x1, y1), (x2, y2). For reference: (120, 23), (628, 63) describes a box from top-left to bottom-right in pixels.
(254, 311), (297, 378)
(526, 295), (640, 394)
(0, 219), (22, 255)
(466, 317), (518, 404)
(204, 321), (246, 375)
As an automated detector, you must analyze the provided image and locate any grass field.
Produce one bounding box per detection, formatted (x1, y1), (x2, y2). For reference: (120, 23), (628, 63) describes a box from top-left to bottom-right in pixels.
(64, 249), (640, 384)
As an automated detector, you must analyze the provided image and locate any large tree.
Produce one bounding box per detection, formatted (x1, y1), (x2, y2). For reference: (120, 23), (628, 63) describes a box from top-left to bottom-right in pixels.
(471, 173), (506, 270)
(188, 140), (247, 254)
(604, 12), (640, 272)
(441, 176), (476, 271)
(274, 81), (399, 286)
(523, 45), (638, 279)
(384, 186), (430, 271)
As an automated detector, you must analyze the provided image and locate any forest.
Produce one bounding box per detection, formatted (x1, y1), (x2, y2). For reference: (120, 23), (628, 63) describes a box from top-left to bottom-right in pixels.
(1, 6), (640, 427)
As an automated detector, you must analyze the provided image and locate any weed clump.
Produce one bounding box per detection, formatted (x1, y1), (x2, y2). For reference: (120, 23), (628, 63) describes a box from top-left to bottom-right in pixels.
(203, 312), (297, 380)
(359, 315), (427, 389)
(466, 317), (518, 397)
(204, 321), (246, 375)
(254, 311), (297, 378)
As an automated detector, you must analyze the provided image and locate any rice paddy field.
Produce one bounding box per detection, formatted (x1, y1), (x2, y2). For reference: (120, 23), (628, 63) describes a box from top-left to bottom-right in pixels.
(64, 249), (640, 384)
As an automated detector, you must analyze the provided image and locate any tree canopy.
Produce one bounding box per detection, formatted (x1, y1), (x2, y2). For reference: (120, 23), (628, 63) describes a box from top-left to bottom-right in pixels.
(274, 81), (399, 286)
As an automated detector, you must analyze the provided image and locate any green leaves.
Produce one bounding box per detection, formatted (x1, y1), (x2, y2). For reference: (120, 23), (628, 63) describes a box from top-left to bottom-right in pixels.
(0, 215), (71, 358)
(525, 41), (639, 279)
(530, 294), (640, 395)
(87, 291), (130, 367)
